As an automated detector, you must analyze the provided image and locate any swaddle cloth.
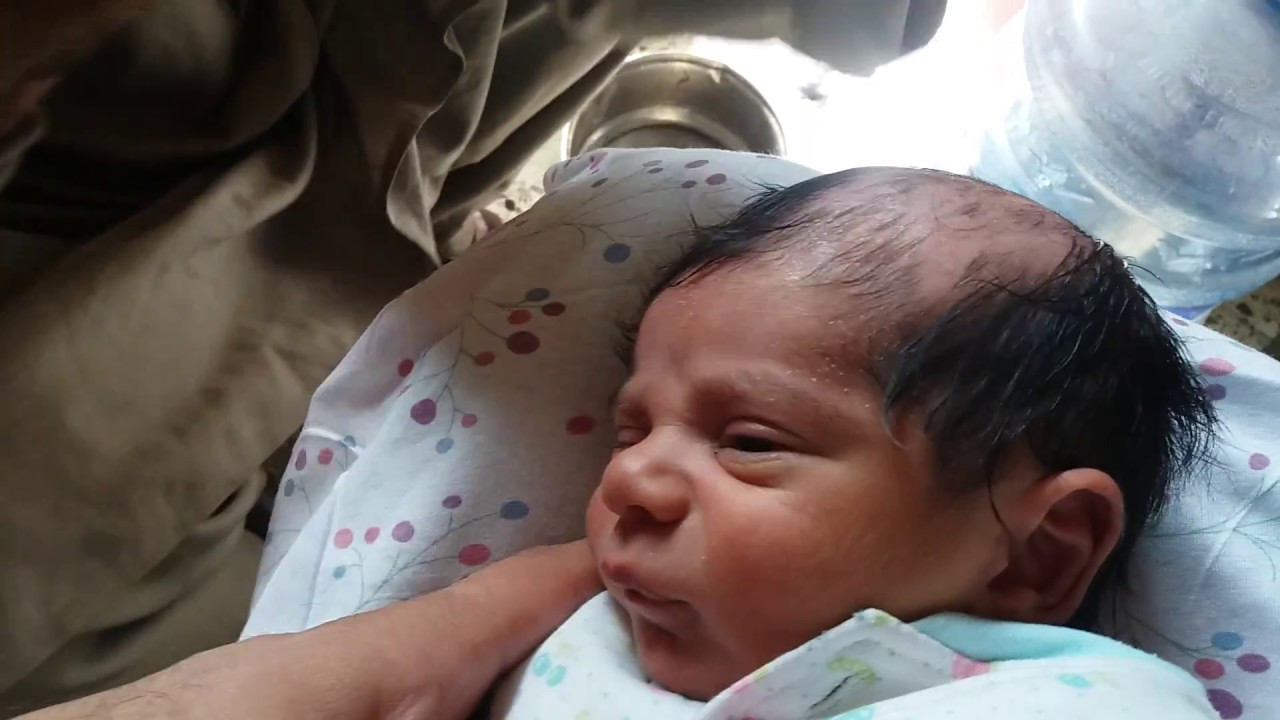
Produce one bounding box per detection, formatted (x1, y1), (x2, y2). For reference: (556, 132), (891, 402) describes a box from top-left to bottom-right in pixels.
(492, 592), (1215, 720)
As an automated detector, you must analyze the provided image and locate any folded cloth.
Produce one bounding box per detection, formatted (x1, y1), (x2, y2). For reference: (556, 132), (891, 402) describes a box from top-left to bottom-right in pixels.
(491, 592), (1215, 720)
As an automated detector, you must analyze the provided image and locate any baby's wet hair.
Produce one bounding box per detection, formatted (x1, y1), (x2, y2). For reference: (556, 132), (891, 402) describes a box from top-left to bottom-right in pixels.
(632, 167), (1216, 629)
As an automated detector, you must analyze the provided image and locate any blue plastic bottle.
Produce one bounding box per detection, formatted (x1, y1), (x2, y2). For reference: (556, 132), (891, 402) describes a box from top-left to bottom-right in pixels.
(971, 0), (1280, 316)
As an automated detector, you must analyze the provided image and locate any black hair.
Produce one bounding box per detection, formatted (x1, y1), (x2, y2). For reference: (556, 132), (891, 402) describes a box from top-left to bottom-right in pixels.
(633, 167), (1217, 629)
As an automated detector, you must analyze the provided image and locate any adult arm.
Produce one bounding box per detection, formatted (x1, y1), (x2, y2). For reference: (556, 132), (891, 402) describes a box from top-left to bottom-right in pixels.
(18, 542), (601, 720)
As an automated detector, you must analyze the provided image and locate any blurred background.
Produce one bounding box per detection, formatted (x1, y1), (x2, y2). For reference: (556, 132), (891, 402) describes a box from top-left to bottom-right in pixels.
(490, 0), (1280, 356)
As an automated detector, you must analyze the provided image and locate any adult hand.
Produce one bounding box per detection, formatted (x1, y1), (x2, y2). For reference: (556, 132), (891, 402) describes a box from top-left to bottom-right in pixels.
(19, 541), (600, 720)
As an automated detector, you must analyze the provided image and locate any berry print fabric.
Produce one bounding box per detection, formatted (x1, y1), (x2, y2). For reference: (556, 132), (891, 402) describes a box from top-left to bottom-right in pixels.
(241, 149), (817, 636)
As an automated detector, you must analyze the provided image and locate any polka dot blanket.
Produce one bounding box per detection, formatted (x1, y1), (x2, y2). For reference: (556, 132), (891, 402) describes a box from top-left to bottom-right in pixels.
(1105, 316), (1280, 720)
(244, 149), (1278, 720)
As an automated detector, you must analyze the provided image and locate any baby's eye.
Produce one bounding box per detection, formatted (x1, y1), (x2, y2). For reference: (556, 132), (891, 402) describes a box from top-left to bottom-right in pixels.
(614, 427), (647, 451)
(721, 434), (785, 454)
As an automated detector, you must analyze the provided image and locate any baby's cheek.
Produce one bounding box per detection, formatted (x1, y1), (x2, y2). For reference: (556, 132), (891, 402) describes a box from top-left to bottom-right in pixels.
(584, 490), (612, 557)
(703, 515), (840, 631)
(733, 514), (917, 635)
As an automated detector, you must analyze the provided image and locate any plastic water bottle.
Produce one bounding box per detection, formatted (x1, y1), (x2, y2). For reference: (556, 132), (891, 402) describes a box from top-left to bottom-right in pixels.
(971, 0), (1280, 317)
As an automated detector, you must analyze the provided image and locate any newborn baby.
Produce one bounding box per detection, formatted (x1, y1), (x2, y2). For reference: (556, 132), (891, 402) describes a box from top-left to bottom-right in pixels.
(493, 168), (1218, 719)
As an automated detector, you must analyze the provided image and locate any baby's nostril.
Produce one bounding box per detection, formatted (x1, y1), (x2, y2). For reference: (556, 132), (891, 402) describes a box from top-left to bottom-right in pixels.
(619, 504), (658, 528)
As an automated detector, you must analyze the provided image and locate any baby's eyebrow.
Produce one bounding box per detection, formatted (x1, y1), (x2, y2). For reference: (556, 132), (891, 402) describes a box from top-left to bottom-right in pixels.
(610, 377), (649, 416)
(705, 373), (865, 430)
(607, 382), (629, 411)
(613, 316), (640, 372)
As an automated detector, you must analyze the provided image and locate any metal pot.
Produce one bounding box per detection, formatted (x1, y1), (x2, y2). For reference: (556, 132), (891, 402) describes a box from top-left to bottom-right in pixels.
(563, 52), (786, 159)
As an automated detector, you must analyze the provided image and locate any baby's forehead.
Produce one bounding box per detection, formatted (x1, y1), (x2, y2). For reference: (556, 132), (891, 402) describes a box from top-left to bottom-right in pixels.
(626, 275), (890, 427)
(641, 263), (887, 379)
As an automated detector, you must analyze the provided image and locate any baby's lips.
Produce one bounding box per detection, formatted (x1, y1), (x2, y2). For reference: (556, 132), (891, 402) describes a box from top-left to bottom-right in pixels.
(597, 555), (680, 603)
(596, 554), (639, 590)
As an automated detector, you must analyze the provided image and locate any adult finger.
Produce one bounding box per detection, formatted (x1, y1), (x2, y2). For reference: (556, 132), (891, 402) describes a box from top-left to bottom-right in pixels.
(335, 540), (602, 720)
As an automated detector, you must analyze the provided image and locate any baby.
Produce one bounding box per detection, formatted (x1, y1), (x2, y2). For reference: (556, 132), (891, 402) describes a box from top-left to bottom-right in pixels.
(494, 168), (1217, 719)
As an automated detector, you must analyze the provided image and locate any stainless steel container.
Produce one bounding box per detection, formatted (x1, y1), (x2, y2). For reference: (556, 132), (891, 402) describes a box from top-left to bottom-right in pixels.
(563, 53), (786, 158)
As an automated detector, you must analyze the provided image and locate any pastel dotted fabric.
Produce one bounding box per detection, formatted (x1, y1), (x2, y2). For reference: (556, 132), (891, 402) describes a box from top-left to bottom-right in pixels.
(242, 149), (818, 636)
(493, 593), (1213, 720)
(1106, 316), (1280, 720)
(244, 149), (1280, 720)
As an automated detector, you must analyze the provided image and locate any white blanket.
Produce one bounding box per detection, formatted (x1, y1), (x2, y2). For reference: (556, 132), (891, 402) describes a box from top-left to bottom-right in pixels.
(492, 593), (1214, 720)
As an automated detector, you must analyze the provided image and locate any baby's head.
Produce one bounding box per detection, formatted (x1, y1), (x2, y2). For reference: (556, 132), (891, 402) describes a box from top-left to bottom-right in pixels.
(584, 168), (1215, 699)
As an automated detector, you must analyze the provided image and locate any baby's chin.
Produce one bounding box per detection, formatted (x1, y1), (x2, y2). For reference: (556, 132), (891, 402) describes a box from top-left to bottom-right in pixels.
(629, 614), (740, 701)
(640, 652), (723, 701)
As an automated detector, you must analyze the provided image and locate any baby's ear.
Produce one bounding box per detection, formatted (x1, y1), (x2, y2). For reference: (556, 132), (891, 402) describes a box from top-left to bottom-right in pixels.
(980, 469), (1124, 625)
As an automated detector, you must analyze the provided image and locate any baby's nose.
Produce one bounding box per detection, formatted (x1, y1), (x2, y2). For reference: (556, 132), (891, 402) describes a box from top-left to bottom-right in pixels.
(599, 434), (692, 528)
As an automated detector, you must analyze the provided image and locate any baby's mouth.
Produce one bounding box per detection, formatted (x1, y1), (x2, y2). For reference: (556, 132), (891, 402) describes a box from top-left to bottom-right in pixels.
(622, 587), (692, 627)
(612, 579), (693, 629)
(598, 558), (693, 625)
(623, 586), (675, 606)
